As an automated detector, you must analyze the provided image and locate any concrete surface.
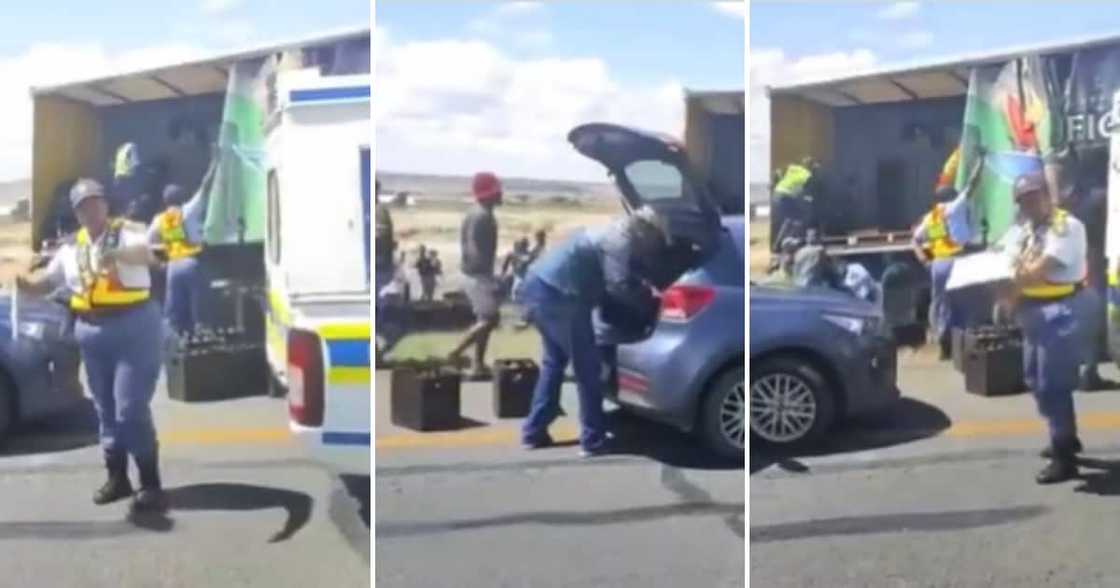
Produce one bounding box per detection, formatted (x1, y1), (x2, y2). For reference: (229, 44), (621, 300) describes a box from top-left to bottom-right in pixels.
(751, 348), (1120, 587)
(375, 371), (746, 588)
(0, 377), (369, 588)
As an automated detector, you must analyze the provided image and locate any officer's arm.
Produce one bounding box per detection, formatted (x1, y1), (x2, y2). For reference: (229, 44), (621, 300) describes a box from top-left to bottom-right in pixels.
(16, 252), (64, 296)
(1015, 255), (1061, 287)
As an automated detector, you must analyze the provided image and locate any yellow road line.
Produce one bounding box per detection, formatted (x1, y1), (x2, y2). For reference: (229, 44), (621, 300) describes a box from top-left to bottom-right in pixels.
(373, 411), (1120, 450)
(945, 412), (1120, 439)
(376, 422), (579, 451)
(160, 427), (293, 446)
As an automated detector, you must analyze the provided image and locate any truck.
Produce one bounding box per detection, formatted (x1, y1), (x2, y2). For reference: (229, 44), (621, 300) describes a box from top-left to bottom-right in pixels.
(766, 32), (1120, 356)
(28, 27), (371, 475)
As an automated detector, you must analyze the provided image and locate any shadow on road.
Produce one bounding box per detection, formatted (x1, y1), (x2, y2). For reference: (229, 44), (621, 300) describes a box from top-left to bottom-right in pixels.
(129, 483), (314, 542)
(750, 505), (1048, 544)
(750, 396), (951, 475)
(1073, 459), (1120, 495)
(606, 410), (743, 471)
(377, 500), (744, 539)
(1, 400), (99, 457)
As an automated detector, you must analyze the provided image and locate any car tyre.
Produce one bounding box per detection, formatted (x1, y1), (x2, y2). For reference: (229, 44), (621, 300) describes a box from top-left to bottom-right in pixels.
(749, 357), (835, 448)
(700, 366), (746, 459)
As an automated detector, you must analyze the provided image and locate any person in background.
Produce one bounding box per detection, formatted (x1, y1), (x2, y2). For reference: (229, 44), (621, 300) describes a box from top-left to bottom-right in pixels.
(16, 179), (167, 511)
(448, 172), (503, 380)
(997, 171), (1093, 484)
(148, 179), (209, 336)
(518, 207), (669, 458)
(912, 153), (985, 360)
(428, 250), (443, 299)
(529, 229), (547, 263)
(415, 244), (438, 302)
(1056, 149), (1110, 391)
(501, 237), (533, 298)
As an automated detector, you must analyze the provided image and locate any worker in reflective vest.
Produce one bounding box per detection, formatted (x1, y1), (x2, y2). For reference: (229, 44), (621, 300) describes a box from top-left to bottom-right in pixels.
(149, 184), (206, 336)
(771, 158), (818, 251)
(912, 154), (984, 359)
(16, 178), (167, 511)
(998, 171), (1093, 484)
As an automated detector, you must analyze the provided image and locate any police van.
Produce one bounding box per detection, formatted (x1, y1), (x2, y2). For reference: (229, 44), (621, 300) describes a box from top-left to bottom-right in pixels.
(264, 68), (371, 476)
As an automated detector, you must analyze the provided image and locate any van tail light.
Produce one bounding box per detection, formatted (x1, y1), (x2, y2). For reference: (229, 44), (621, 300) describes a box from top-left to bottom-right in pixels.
(288, 329), (325, 427)
(660, 285), (716, 321)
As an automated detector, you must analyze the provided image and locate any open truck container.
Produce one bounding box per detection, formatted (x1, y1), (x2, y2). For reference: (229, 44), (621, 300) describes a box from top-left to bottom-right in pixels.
(767, 31), (1120, 361)
(29, 27), (371, 475)
(684, 90), (746, 216)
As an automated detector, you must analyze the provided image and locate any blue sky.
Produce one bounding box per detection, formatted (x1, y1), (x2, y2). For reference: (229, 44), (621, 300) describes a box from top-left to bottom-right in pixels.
(0, 0), (367, 180)
(376, 1), (744, 181)
(749, 1), (1120, 181)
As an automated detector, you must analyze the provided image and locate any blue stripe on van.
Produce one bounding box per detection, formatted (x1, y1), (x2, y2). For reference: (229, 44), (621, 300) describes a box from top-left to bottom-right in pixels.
(290, 86), (370, 103)
(323, 431), (371, 446)
(327, 339), (370, 367)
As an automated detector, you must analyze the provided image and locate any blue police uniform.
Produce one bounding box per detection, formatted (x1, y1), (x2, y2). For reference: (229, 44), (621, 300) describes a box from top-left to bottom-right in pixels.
(517, 216), (661, 454)
(44, 180), (166, 508)
(1005, 203), (1089, 481)
(517, 228), (610, 453)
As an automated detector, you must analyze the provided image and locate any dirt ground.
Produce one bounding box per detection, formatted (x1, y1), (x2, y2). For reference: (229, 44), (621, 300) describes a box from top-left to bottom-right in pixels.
(749, 219), (770, 278)
(389, 199), (621, 294)
(0, 219), (33, 286)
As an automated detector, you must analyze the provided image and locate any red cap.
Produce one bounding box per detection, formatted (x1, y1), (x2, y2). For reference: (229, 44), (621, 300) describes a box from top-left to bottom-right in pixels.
(472, 172), (502, 203)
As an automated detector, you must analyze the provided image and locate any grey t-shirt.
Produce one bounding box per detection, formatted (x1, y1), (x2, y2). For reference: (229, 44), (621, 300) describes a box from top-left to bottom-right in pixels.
(460, 205), (497, 277)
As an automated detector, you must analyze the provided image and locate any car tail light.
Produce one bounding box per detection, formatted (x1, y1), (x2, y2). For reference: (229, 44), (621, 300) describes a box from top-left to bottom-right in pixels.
(660, 285), (716, 321)
(288, 329), (325, 427)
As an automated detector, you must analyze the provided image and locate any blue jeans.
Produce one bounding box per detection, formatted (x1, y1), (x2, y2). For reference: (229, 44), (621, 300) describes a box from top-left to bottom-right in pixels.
(165, 256), (208, 335)
(75, 301), (163, 459)
(519, 276), (607, 450)
(929, 258), (957, 340)
(1019, 290), (1087, 443)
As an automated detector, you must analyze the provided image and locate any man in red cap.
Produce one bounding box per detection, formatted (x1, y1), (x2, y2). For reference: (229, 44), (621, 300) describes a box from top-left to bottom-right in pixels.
(449, 171), (503, 379)
(997, 170), (1093, 484)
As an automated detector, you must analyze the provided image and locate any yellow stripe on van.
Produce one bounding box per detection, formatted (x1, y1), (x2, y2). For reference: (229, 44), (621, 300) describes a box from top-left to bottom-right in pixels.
(318, 323), (370, 341)
(329, 367), (371, 386)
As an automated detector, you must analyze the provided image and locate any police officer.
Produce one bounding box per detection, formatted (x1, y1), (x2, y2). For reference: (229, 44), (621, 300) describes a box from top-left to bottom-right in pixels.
(17, 179), (167, 510)
(149, 183), (206, 335)
(518, 207), (668, 458)
(1000, 171), (1092, 484)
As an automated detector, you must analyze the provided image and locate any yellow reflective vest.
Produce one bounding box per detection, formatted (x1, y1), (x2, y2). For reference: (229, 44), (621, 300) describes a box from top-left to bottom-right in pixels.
(921, 204), (962, 260)
(156, 207), (202, 262)
(70, 219), (150, 313)
(1020, 209), (1081, 300)
(774, 164), (812, 199)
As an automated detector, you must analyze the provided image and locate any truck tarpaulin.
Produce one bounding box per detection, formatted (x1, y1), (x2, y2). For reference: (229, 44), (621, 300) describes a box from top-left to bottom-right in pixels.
(201, 57), (271, 244)
(955, 55), (1063, 243)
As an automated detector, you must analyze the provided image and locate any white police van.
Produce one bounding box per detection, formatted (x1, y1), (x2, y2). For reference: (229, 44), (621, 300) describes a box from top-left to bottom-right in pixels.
(265, 68), (370, 476)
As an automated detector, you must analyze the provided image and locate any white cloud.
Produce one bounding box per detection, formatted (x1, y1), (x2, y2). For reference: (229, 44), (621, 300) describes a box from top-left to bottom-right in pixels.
(376, 36), (684, 182)
(468, 2), (553, 51)
(713, 2), (746, 20)
(876, 1), (920, 21)
(0, 43), (207, 181)
(201, 0), (243, 15)
(496, 1), (544, 16)
(749, 48), (877, 182)
(897, 30), (934, 49)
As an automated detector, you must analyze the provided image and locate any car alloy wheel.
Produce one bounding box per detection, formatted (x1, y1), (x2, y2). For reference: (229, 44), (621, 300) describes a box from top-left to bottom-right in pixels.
(750, 372), (818, 443)
(720, 381), (745, 450)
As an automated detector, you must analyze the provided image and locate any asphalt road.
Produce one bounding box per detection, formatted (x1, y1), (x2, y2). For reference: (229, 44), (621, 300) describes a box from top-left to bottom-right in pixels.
(0, 382), (370, 588)
(375, 373), (746, 588)
(751, 349), (1120, 587)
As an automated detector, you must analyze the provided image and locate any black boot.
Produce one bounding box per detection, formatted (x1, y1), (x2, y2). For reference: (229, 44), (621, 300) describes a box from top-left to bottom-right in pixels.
(132, 450), (168, 512)
(93, 452), (133, 505)
(1036, 439), (1080, 485)
(1040, 437), (1083, 459)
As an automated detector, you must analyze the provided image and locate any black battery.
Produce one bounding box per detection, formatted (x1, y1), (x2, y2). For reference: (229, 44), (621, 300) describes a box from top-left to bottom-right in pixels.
(962, 327), (1025, 397)
(166, 338), (268, 402)
(390, 367), (461, 431)
(492, 359), (538, 418)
